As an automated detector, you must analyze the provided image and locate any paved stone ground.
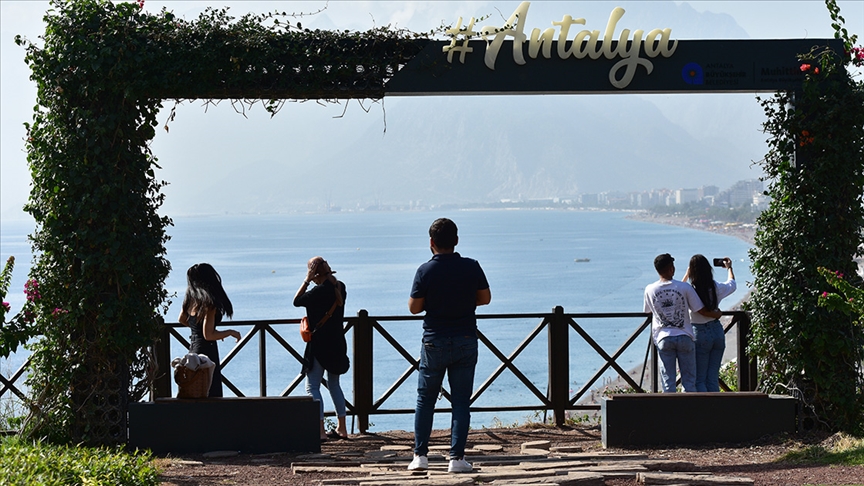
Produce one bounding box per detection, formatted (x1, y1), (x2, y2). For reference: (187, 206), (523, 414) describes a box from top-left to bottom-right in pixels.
(157, 425), (864, 485)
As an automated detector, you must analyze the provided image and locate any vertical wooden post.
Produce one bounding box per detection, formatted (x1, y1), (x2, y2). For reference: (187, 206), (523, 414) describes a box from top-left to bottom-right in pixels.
(548, 306), (569, 426)
(650, 335), (659, 394)
(736, 312), (758, 392)
(353, 310), (374, 433)
(259, 324), (267, 397)
(152, 325), (171, 399)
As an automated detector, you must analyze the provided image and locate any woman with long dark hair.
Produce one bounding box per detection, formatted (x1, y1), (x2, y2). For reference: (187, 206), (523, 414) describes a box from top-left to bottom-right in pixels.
(683, 254), (736, 392)
(294, 256), (349, 440)
(179, 263), (241, 397)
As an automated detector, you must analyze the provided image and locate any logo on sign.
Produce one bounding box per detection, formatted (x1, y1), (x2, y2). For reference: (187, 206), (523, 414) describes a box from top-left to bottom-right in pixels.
(682, 62), (704, 85)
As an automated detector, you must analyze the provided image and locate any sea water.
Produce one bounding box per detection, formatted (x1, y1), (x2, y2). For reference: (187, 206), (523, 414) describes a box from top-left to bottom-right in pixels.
(0, 210), (754, 431)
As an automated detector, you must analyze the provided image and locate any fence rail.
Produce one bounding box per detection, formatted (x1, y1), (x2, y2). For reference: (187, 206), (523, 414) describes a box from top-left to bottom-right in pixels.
(1, 310), (755, 432)
(149, 308), (755, 432)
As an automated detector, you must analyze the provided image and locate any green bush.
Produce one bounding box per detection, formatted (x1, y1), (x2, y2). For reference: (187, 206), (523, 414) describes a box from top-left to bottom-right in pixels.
(0, 436), (160, 486)
(748, 0), (864, 434)
(719, 360), (739, 392)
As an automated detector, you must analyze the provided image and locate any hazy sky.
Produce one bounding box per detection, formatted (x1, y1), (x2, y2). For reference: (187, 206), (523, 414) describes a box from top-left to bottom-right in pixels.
(2, 1), (863, 219)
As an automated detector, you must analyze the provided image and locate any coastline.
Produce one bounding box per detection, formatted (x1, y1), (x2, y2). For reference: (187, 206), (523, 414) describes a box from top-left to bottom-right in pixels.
(627, 209), (863, 279)
(625, 211), (756, 245)
(625, 210), (756, 310)
(578, 211), (753, 402)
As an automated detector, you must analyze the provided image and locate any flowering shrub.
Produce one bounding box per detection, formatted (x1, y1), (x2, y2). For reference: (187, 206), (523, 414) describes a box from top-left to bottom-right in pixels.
(0, 258), (12, 320)
(851, 46), (864, 67)
(818, 268), (864, 318)
(0, 257), (41, 359)
(800, 63), (821, 75)
(748, 0), (864, 434)
(0, 257), (72, 360)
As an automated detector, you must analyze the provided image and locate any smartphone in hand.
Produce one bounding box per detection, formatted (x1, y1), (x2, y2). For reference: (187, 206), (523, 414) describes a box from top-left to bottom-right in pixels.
(713, 258), (725, 267)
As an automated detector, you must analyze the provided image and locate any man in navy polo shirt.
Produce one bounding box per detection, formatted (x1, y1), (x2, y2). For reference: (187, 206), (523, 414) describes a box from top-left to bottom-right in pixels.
(407, 218), (491, 474)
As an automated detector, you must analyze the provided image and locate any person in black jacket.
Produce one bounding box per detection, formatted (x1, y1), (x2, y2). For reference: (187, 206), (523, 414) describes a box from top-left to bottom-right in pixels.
(294, 257), (349, 440)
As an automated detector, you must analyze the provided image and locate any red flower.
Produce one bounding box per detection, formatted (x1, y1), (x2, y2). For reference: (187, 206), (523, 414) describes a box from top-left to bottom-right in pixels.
(800, 64), (811, 72)
(24, 279), (41, 301)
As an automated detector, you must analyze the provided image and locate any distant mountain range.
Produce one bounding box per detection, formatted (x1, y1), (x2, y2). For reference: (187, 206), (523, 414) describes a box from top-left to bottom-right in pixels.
(178, 93), (767, 213)
(3, 1), (779, 219)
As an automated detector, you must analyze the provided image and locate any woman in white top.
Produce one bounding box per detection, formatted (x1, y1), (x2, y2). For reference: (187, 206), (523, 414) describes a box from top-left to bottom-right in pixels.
(683, 254), (736, 392)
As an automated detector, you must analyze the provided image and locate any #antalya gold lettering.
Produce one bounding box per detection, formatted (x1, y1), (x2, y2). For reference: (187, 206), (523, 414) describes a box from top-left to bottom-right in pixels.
(444, 2), (677, 89)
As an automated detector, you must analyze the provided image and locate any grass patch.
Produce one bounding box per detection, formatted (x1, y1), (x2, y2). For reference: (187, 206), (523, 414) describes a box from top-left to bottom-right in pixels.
(485, 410), (600, 429)
(0, 436), (160, 486)
(782, 433), (864, 466)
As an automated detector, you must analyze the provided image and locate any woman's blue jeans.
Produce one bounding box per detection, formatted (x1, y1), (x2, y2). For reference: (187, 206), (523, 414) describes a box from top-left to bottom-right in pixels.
(414, 335), (478, 460)
(693, 320), (726, 392)
(305, 357), (346, 420)
(657, 334), (696, 392)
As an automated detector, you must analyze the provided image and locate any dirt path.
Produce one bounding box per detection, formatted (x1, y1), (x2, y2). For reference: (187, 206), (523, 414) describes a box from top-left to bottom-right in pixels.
(157, 426), (863, 485)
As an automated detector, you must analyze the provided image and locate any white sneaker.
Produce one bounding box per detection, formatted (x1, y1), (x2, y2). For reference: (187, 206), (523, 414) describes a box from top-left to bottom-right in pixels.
(407, 454), (428, 471)
(448, 457), (473, 473)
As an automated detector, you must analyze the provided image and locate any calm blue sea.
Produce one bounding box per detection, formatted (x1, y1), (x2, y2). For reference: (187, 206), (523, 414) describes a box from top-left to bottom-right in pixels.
(0, 210), (753, 431)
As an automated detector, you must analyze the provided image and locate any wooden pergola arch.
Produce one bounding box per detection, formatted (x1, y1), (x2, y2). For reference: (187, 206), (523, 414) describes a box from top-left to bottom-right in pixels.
(17, 0), (845, 446)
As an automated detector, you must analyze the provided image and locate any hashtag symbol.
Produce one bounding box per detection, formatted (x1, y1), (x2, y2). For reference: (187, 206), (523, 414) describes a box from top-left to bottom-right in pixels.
(443, 16), (476, 64)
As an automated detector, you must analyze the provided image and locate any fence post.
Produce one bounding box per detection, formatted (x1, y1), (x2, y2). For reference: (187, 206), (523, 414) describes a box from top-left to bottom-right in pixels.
(650, 335), (659, 394)
(152, 325), (171, 399)
(354, 309), (374, 433)
(259, 324), (267, 397)
(736, 312), (758, 392)
(548, 306), (569, 426)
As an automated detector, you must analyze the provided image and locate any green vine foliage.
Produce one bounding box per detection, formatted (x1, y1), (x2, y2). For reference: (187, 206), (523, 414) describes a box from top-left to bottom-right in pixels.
(13, 0), (428, 445)
(16, 0), (173, 445)
(748, 1), (864, 434)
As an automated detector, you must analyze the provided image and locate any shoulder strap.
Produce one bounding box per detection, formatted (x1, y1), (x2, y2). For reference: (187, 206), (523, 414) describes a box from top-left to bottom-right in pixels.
(313, 284), (343, 329)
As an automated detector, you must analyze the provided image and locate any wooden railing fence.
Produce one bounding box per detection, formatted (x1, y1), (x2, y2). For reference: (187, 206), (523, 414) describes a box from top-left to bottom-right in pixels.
(1, 309), (756, 433)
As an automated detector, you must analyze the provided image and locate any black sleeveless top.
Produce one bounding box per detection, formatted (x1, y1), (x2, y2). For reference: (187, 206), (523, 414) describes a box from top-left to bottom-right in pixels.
(187, 312), (224, 397)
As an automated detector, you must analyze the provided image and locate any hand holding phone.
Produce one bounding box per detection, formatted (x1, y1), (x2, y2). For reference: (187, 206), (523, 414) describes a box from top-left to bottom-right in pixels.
(713, 258), (725, 267)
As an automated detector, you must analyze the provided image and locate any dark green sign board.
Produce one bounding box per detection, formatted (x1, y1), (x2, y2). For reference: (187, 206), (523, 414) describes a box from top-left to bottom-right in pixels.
(386, 38), (843, 95)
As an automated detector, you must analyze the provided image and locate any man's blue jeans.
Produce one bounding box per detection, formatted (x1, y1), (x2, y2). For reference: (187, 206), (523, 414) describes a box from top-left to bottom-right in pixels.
(693, 320), (726, 392)
(414, 335), (478, 460)
(656, 334), (696, 392)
